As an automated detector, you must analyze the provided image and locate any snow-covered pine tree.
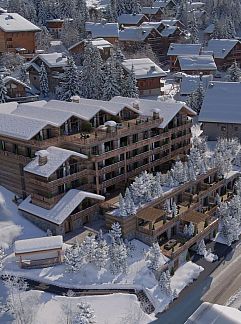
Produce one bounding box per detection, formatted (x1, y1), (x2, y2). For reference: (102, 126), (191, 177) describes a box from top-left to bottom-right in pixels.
(80, 41), (104, 99)
(64, 242), (82, 272)
(95, 238), (109, 269)
(36, 26), (52, 52)
(0, 75), (7, 103)
(226, 61), (241, 82)
(176, 0), (188, 27)
(147, 243), (164, 271)
(59, 56), (80, 101)
(187, 222), (195, 237)
(215, 193), (222, 206)
(102, 61), (120, 100)
(172, 201), (178, 217)
(159, 270), (173, 297)
(109, 241), (128, 274)
(123, 64), (139, 98)
(75, 0), (90, 36)
(19, 64), (29, 84)
(196, 239), (206, 256)
(81, 236), (98, 263)
(186, 82), (204, 114)
(188, 13), (199, 44)
(110, 222), (122, 242)
(74, 301), (95, 324)
(39, 63), (49, 98)
(171, 159), (184, 184)
(119, 193), (128, 216)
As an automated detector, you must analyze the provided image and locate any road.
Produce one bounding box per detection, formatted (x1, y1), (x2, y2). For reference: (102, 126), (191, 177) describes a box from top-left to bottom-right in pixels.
(153, 240), (241, 324)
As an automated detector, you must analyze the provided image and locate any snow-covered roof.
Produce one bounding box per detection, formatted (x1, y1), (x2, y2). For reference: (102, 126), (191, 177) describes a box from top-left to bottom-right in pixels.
(161, 25), (178, 37)
(69, 38), (112, 51)
(110, 96), (196, 128)
(180, 74), (213, 95)
(0, 12), (40, 32)
(48, 40), (69, 54)
(85, 22), (119, 38)
(0, 113), (48, 140)
(186, 302), (241, 324)
(141, 21), (163, 29)
(118, 14), (147, 25)
(19, 189), (105, 225)
(153, 0), (176, 8)
(121, 58), (167, 79)
(206, 39), (239, 59)
(142, 6), (163, 15)
(161, 19), (181, 26)
(119, 26), (160, 42)
(204, 23), (214, 34)
(24, 146), (87, 178)
(167, 43), (202, 56)
(199, 81), (241, 124)
(3, 76), (31, 89)
(31, 52), (68, 68)
(14, 236), (63, 254)
(177, 55), (217, 71)
(0, 101), (18, 114)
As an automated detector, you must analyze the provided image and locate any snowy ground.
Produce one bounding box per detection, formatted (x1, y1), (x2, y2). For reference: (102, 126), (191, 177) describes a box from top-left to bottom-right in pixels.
(16, 290), (154, 324)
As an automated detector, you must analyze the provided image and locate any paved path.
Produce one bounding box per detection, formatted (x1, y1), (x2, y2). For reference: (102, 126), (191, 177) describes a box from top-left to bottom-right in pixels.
(153, 240), (241, 324)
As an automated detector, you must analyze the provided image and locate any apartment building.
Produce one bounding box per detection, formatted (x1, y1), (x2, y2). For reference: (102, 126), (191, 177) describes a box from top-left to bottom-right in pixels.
(0, 97), (195, 235)
(0, 10), (40, 57)
(105, 168), (239, 269)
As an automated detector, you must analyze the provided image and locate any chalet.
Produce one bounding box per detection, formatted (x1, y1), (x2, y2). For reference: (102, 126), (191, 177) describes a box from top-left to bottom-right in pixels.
(3, 76), (32, 100)
(85, 22), (119, 44)
(175, 55), (217, 75)
(206, 39), (241, 69)
(141, 6), (164, 21)
(167, 43), (202, 70)
(119, 26), (163, 54)
(121, 58), (167, 96)
(153, 0), (177, 16)
(27, 52), (68, 93)
(14, 235), (64, 268)
(117, 14), (148, 27)
(179, 74), (213, 96)
(0, 11), (40, 58)
(46, 19), (73, 39)
(161, 19), (186, 30)
(68, 38), (113, 61)
(199, 81), (241, 141)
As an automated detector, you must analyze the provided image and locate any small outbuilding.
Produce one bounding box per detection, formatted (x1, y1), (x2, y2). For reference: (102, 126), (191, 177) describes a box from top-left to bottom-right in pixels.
(14, 235), (64, 269)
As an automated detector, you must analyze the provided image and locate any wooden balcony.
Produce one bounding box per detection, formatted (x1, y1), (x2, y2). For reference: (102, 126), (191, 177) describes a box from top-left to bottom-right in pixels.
(32, 192), (65, 206)
(70, 204), (100, 221)
(0, 149), (31, 163)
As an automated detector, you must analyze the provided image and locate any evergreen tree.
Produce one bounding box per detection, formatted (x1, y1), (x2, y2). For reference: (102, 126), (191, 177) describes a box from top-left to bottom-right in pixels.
(187, 222), (195, 237)
(123, 65), (139, 98)
(183, 224), (189, 236)
(81, 236), (97, 263)
(188, 14), (199, 44)
(36, 26), (52, 52)
(0, 248), (5, 271)
(197, 239), (206, 256)
(109, 241), (128, 274)
(227, 61), (241, 82)
(59, 56), (80, 101)
(39, 63), (49, 98)
(110, 222), (122, 242)
(102, 61), (120, 100)
(0, 75), (7, 103)
(147, 243), (165, 271)
(159, 270), (173, 297)
(95, 238), (109, 269)
(176, 0), (188, 27)
(64, 242), (82, 272)
(186, 82), (205, 114)
(74, 302), (95, 324)
(119, 193), (128, 216)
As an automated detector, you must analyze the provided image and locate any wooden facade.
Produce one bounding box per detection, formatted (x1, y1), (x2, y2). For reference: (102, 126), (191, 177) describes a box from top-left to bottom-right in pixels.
(0, 30), (37, 55)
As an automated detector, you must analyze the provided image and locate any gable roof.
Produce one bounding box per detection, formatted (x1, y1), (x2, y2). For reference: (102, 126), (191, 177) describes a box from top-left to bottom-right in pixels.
(119, 26), (160, 42)
(110, 96), (196, 128)
(15, 236), (63, 254)
(121, 58), (167, 79)
(161, 25), (179, 37)
(85, 22), (119, 38)
(4, 76), (31, 89)
(153, 0), (176, 8)
(118, 14), (147, 25)
(199, 81), (241, 124)
(206, 39), (239, 59)
(180, 74), (213, 95)
(19, 189), (105, 225)
(31, 52), (68, 68)
(177, 55), (217, 71)
(69, 38), (112, 51)
(142, 6), (163, 15)
(24, 146), (87, 177)
(0, 12), (40, 32)
(167, 43), (202, 56)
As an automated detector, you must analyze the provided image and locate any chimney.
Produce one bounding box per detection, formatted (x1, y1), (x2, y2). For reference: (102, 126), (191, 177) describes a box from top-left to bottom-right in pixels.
(133, 100), (140, 110)
(153, 108), (160, 120)
(101, 18), (107, 25)
(150, 65), (156, 72)
(104, 120), (117, 133)
(36, 150), (49, 166)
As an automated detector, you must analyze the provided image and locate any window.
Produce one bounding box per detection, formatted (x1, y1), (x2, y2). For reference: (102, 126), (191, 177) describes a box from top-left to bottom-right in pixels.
(6, 37), (12, 41)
